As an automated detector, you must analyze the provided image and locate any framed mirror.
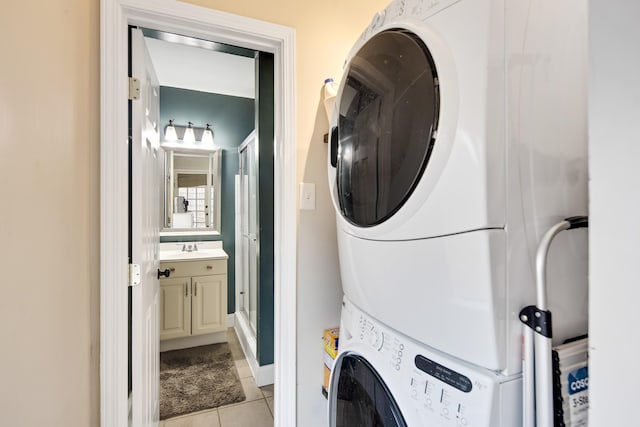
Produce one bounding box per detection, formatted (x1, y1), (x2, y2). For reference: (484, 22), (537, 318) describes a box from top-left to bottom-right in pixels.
(160, 148), (221, 236)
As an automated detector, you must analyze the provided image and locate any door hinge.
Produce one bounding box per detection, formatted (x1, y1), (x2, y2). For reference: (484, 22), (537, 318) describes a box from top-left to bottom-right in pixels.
(129, 263), (141, 287)
(128, 77), (140, 100)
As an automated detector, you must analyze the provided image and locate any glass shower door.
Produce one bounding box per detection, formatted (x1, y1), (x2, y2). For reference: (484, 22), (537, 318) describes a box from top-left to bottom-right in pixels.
(239, 134), (258, 334)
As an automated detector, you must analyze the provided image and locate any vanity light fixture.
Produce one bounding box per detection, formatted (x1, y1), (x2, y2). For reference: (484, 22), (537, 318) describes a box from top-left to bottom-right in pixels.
(183, 122), (196, 143)
(162, 121), (215, 148)
(165, 119), (178, 141)
(201, 124), (214, 144)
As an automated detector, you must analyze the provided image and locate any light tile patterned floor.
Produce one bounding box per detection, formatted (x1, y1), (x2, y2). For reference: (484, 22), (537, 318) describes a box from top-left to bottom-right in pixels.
(160, 329), (274, 427)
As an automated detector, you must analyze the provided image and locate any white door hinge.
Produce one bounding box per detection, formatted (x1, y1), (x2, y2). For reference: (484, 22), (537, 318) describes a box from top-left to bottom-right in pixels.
(128, 77), (140, 100)
(129, 263), (141, 287)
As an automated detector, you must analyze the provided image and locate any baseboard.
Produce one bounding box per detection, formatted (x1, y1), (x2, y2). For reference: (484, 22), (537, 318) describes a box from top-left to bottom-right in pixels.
(160, 331), (227, 352)
(227, 313), (235, 327)
(255, 363), (274, 387)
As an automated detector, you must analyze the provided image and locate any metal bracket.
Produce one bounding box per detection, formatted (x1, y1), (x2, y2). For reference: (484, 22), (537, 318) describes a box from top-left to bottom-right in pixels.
(565, 215), (588, 230)
(128, 77), (140, 100)
(519, 305), (553, 338)
(129, 264), (141, 287)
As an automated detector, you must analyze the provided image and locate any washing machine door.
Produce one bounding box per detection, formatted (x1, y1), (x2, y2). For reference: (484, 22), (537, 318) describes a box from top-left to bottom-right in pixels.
(329, 353), (407, 427)
(333, 29), (439, 227)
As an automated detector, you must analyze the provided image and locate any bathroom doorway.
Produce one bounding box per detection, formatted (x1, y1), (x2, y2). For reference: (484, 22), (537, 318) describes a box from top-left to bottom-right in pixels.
(100, 2), (297, 426)
(137, 27), (275, 425)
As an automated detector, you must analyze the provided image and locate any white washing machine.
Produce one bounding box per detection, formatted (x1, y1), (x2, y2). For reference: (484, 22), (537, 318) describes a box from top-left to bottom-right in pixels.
(328, 0), (588, 375)
(328, 298), (521, 426)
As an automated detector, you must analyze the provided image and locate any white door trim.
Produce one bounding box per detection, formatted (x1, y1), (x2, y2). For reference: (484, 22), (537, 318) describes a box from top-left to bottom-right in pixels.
(100, 1), (297, 426)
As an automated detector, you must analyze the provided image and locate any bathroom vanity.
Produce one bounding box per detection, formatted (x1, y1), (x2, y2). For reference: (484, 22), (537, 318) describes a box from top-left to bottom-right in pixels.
(159, 242), (228, 351)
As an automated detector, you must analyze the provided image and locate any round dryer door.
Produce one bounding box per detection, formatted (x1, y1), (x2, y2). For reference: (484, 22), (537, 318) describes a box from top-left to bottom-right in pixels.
(330, 354), (407, 427)
(336, 29), (440, 227)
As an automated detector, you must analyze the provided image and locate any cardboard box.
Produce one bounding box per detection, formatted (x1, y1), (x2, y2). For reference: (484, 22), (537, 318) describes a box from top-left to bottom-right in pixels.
(323, 328), (339, 359)
(323, 350), (336, 371)
(323, 364), (332, 394)
(322, 327), (339, 398)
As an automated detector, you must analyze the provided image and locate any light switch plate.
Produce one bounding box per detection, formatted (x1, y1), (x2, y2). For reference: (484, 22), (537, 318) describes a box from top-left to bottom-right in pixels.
(299, 182), (316, 210)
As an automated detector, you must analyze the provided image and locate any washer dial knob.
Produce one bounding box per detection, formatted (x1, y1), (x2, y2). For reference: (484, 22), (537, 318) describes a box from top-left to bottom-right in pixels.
(366, 326), (382, 349)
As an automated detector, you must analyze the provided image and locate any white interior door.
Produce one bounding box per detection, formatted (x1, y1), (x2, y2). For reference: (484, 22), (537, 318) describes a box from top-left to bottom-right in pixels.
(131, 28), (162, 427)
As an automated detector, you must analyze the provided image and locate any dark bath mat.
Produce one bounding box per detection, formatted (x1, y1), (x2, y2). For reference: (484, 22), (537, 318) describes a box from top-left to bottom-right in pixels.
(160, 342), (245, 420)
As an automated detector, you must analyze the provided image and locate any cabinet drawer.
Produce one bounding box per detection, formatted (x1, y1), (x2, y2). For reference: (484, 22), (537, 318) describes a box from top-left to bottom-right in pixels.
(160, 259), (227, 278)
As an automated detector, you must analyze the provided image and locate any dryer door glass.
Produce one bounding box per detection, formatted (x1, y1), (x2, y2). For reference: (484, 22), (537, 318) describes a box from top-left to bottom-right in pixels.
(332, 354), (407, 427)
(337, 29), (439, 226)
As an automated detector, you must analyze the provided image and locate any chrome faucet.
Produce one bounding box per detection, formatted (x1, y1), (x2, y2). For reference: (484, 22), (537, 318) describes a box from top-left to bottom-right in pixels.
(180, 243), (198, 252)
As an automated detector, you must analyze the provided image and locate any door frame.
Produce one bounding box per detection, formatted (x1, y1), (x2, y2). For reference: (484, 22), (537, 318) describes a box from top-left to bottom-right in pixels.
(100, 1), (297, 426)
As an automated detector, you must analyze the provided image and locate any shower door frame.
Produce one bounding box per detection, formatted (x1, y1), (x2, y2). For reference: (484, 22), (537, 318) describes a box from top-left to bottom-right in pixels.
(238, 132), (260, 337)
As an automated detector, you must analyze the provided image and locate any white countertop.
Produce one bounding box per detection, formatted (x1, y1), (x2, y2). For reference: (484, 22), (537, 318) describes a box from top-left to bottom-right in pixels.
(159, 241), (228, 262)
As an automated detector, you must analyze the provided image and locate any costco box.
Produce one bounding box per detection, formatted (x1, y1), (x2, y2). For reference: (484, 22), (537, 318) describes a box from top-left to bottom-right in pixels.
(322, 327), (340, 397)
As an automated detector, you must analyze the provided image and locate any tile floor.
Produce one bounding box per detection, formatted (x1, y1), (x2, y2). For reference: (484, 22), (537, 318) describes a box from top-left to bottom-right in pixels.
(160, 328), (274, 427)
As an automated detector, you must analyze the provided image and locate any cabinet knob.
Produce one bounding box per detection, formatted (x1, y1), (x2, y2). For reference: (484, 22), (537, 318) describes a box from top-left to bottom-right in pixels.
(206, 265), (213, 270)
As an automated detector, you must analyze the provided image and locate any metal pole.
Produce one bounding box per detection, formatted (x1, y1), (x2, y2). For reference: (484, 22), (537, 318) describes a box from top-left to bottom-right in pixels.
(534, 221), (569, 426)
(522, 326), (536, 427)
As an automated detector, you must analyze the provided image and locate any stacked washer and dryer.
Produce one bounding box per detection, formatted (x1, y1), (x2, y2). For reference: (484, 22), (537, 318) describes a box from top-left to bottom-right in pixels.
(326, 0), (588, 425)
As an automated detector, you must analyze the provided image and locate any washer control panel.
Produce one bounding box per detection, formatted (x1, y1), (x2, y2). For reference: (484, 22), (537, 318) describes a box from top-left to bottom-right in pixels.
(407, 358), (476, 426)
(341, 299), (519, 426)
(359, 315), (405, 371)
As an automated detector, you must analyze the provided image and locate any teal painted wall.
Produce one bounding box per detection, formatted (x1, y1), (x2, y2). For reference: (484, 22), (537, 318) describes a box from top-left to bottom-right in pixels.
(256, 53), (275, 367)
(159, 86), (254, 315)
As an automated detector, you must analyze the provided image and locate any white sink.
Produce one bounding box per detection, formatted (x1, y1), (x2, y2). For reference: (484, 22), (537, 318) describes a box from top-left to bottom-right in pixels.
(159, 242), (228, 262)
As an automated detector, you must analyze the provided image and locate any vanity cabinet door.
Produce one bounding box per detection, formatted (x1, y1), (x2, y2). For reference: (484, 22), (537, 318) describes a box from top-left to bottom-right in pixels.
(160, 277), (191, 340)
(191, 274), (227, 336)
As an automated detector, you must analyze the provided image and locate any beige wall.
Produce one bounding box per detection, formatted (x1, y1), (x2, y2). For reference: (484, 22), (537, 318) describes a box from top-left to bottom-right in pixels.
(0, 0), (386, 425)
(183, 1), (388, 424)
(181, 1), (388, 423)
(0, 1), (100, 426)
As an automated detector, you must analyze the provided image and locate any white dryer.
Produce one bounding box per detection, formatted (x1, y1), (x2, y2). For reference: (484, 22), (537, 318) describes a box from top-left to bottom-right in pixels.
(328, 298), (522, 426)
(328, 0), (588, 375)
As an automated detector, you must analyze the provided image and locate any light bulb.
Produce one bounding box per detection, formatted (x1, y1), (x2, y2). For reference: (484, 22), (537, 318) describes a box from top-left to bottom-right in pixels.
(201, 124), (214, 144)
(165, 120), (178, 141)
(183, 122), (195, 143)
